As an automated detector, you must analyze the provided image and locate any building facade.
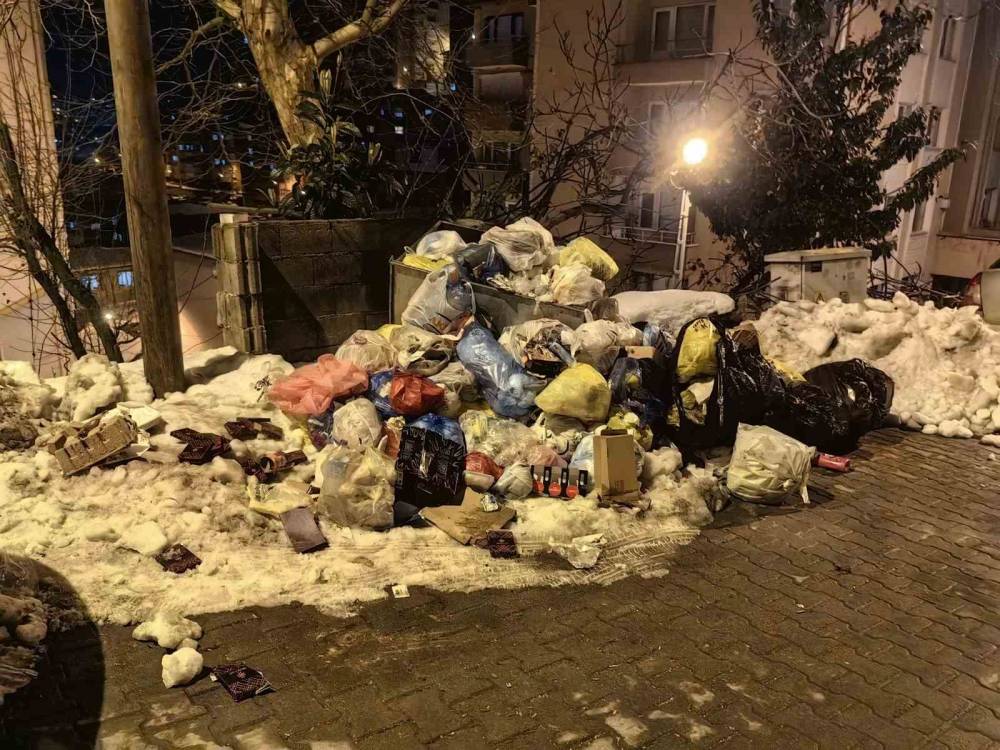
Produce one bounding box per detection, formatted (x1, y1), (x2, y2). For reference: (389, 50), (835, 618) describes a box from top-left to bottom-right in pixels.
(530, 0), (989, 286)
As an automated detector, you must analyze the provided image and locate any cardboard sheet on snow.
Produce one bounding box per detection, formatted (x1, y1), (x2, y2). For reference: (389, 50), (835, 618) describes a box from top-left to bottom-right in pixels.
(421, 488), (516, 545)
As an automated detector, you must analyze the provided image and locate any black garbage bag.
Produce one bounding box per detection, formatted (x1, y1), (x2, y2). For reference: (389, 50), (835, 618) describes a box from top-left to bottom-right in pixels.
(393, 424), (466, 526)
(453, 242), (509, 283)
(609, 353), (670, 431)
(771, 359), (894, 454)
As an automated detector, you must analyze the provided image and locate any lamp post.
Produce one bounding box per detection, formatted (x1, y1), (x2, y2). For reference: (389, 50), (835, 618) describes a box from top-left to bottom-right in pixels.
(673, 137), (709, 289)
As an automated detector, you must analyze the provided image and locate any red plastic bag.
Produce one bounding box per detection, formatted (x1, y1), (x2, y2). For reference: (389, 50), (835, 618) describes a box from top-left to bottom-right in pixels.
(389, 373), (445, 416)
(267, 355), (368, 418)
(465, 452), (503, 479)
(526, 444), (568, 468)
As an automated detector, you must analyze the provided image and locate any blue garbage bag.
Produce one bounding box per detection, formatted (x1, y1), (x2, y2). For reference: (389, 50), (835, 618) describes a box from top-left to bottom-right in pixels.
(368, 370), (399, 418)
(456, 324), (545, 419)
(410, 414), (465, 448)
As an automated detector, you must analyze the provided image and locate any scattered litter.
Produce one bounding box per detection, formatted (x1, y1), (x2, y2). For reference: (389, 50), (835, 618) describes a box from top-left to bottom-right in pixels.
(154, 544), (202, 574)
(211, 663), (274, 702)
(280, 507), (328, 554)
(482, 530), (518, 559)
(550, 533), (605, 569)
(390, 583), (410, 599)
(421, 488), (517, 545)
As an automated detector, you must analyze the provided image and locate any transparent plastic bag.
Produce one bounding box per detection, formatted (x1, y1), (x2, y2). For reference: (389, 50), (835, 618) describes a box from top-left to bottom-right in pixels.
(481, 217), (552, 272)
(402, 266), (474, 335)
(456, 324), (545, 418)
(331, 398), (383, 449)
(318, 444), (396, 530)
(412, 230), (467, 258)
(389, 325), (455, 376)
(726, 423), (814, 505)
(460, 410), (540, 466)
(572, 320), (642, 375)
(335, 330), (397, 374)
(551, 263), (605, 306)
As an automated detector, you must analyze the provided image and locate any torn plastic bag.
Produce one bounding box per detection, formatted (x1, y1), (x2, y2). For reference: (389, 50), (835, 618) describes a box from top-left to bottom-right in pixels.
(267, 355), (368, 418)
(368, 370), (399, 418)
(498, 319), (574, 379)
(456, 324), (545, 419)
(572, 320), (643, 375)
(559, 236), (619, 281)
(525, 444), (567, 468)
(410, 413), (465, 447)
(318, 444), (396, 530)
(550, 263), (605, 307)
(608, 353), (669, 428)
(726, 423), (814, 505)
(389, 325), (455, 376)
(453, 242), (509, 283)
(335, 330), (397, 374)
(460, 411), (540, 466)
(389, 373), (445, 417)
(402, 265), (474, 335)
(429, 362), (478, 418)
(394, 423), (466, 524)
(481, 217), (552, 272)
(331, 398), (382, 449)
(534, 364), (611, 423)
(411, 229), (467, 258)
(606, 408), (654, 451)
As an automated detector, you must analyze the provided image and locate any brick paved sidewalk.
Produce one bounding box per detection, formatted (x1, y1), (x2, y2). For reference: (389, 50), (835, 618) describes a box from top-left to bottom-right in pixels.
(3, 428), (1000, 749)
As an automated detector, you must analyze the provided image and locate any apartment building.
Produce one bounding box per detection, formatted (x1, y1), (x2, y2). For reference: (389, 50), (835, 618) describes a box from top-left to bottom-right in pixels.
(532, 0), (986, 286)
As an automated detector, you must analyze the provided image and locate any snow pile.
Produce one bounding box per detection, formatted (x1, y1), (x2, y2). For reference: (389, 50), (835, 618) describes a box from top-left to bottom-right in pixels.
(613, 290), (736, 335)
(756, 293), (1000, 440)
(0, 350), (718, 626)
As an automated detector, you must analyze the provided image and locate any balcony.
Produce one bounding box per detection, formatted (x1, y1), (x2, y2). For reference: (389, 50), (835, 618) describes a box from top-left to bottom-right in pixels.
(465, 37), (531, 69)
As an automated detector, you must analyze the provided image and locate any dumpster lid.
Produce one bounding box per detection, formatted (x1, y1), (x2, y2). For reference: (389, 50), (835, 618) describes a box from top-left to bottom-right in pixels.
(764, 247), (871, 264)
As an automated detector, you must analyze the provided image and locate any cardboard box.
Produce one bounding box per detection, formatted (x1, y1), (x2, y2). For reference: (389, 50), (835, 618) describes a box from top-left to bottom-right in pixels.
(593, 430), (641, 506)
(624, 345), (657, 360)
(421, 488), (516, 545)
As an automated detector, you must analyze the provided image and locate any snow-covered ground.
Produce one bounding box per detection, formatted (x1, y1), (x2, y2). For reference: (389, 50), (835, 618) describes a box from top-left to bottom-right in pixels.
(0, 350), (717, 626)
(756, 293), (1000, 440)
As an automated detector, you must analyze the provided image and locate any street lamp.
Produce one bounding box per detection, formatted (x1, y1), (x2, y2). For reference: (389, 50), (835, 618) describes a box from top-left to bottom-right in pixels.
(673, 137), (709, 289)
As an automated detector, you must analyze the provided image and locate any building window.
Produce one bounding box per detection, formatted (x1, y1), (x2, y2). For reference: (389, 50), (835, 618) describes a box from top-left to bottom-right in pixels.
(639, 192), (656, 228)
(394, 125), (405, 135)
(939, 16), (957, 61)
(481, 13), (525, 43)
(897, 102), (914, 120)
(927, 107), (942, 147)
(911, 199), (928, 233)
(653, 4), (715, 58)
(117, 270), (133, 288)
(82, 274), (99, 290)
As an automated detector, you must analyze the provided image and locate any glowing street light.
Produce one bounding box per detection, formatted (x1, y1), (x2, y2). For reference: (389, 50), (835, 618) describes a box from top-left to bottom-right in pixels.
(681, 136), (709, 166)
(674, 137), (710, 289)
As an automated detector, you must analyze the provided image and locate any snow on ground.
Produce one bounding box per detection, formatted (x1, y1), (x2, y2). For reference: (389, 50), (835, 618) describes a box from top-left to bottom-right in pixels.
(0, 351), (717, 626)
(755, 293), (1000, 439)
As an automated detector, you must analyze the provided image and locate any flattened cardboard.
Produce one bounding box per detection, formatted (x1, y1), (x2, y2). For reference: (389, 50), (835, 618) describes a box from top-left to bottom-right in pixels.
(279, 507), (328, 553)
(593, 430), (640, 504)
(421, 487), (516, 545)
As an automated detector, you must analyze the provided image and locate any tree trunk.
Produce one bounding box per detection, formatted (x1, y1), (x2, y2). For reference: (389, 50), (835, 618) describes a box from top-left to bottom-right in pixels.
(247, 36), (319, 145)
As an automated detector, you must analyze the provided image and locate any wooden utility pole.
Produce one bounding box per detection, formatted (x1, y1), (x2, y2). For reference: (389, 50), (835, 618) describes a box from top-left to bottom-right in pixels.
(105, 0), (185, 395)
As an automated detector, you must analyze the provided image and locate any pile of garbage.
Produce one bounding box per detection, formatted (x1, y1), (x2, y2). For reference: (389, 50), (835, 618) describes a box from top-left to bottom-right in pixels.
(756, 293), (1000, 443)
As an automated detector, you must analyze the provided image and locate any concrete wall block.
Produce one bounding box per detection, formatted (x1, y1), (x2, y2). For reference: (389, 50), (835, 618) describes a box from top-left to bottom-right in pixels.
(262, 256), (315, 289)
(222, 323), (265, 353)
(218, 292), (262, 329)
(316, 312), (368, 347)
(265, 318), (322, 352)
(313, 252), (363, 285)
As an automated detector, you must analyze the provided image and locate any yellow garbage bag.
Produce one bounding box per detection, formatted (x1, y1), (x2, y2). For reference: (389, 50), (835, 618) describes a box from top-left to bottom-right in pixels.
(766, 356), (805, 382)
(676, 318), (719, 384)
(535, 363), (611, 422)
(402, 254), (451, 272)
(559, 237), (619, 281)
(376, 323), (402, 341)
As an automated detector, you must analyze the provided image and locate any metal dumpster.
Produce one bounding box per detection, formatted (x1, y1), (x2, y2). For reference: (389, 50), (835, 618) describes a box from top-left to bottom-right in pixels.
(390, 260), (619, 330)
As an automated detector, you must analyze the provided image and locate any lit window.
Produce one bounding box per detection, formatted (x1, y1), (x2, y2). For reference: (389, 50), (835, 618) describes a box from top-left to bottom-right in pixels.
(117, 270), (133, 287)
(424, 107), (433, 116)
(67, 220), (76, 230)
(171, 155), (179, 162)
(449, 82), (457, 92)
(394, 125), (405, 135)
(653, 4), (715, 58)
(211, 134), (219, 141)
(82, 274), (99, 290)
(940, 16), (957, 61)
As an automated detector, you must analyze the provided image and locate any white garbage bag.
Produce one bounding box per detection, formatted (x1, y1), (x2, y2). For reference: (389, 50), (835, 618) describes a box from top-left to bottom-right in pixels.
(335, 330), (397, 373)
(401, 266), (473, 335)
(412, 230), (467, 258)
(726, 423), (815, 505)
(332, 398), (382, 449)
(571, 319), (643, 374)
(550, 263), (605, 306)
(318, 444), (396, 530)
(482, 217), (553, 272)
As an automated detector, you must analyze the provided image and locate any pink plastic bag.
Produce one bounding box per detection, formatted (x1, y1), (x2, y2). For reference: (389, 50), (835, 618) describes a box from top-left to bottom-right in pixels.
(268, 355), (369, 418)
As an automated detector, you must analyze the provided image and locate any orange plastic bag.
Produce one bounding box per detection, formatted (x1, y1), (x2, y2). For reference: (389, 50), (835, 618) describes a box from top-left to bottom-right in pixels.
(389, 373), (445, 416)
(267, 354), (368, 418)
